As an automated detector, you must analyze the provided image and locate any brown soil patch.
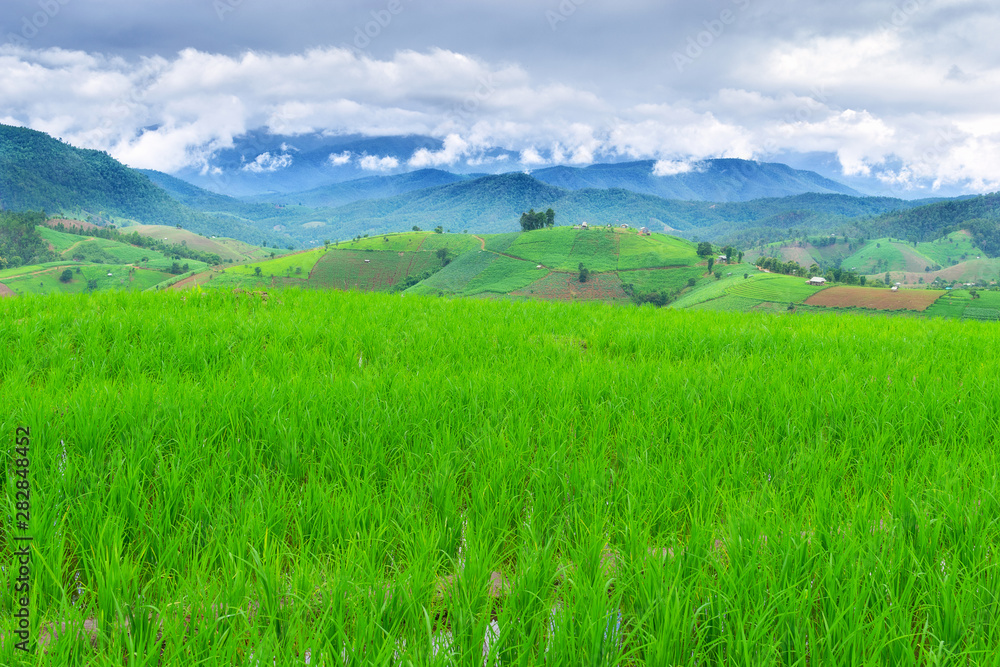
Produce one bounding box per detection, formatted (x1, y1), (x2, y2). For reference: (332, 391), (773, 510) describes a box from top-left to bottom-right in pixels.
(45, 218), (101, 231)
(806, 286), (945, 311)
(778, 246), (818, 267)
(0, 282), (15, 298)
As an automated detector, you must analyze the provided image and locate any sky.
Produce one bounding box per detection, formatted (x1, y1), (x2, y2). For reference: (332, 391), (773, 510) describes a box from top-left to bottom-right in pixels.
(1, 0), (999, 196)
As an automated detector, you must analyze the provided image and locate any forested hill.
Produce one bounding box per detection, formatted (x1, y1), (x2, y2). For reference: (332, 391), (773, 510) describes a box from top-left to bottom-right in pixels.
(0, 210), (56, 268)
(0, 124), (290, 247)
(847, 193), (1000, 254)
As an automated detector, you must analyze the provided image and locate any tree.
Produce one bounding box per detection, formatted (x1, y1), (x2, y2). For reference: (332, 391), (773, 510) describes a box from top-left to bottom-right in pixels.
(707, 257), (715, 273)
(545, 208), (555, 228)
(520, 209), (549, 232)
(86, 278), (98, 290)
(412, 226), (422, 232)
(737, 251), (744, 263)
(435, 248), (450, 266)
(687, 277), (697, 287)
(254, 267), (262, 277)
(697, 241), (713, 257)
(714, 270), (722, 280)
(578, 263), (590, 283)
(59, 268), (73, 283)
(434, 226), (444, 234)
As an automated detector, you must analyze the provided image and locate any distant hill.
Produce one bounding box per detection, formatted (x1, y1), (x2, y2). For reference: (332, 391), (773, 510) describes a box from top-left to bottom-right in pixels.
(245, 169), (469, 208)
(532, 159), (861, 202)
(286, 174), (924, 241)
(137, 169), (279, 219)
(0, 124), (291, 247)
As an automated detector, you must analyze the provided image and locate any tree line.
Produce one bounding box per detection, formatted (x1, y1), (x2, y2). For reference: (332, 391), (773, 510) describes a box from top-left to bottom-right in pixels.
(51, 220), (223, 265)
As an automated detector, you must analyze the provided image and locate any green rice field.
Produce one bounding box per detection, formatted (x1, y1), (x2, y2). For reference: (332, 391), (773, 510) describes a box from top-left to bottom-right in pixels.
(4, 289), (1000, 665)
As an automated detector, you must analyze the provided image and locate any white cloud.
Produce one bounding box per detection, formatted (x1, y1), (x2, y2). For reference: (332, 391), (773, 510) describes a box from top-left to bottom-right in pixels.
(409, 133), (472, 168)
(241, 151), (294, 173)
(519, 147), (547, 166)
(359, 154), (399, 171)
(653, 160), (698, 177)
(2, 28), (1000, 193)
(328, 151), (352, 166)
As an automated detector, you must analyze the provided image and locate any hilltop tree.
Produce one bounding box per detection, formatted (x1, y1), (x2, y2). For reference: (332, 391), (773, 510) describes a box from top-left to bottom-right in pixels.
(520, 209), (550, 232)
(697, 241), (713, 257)
(545, 208), (555, 228)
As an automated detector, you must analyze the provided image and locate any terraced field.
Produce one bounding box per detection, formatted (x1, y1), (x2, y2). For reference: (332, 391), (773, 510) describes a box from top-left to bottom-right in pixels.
(513, 271), (629, 302)
(307, 249), (440, 291)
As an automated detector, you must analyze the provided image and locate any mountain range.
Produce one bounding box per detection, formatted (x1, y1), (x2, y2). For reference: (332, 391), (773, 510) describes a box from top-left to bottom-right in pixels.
(1, 123), (997, 251)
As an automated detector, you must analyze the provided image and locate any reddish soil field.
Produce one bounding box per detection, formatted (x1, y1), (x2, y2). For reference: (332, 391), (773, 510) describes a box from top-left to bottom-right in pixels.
(0, 282), (15, 298)
(806, 286), (945, 311)
(513, 272), (629, 302)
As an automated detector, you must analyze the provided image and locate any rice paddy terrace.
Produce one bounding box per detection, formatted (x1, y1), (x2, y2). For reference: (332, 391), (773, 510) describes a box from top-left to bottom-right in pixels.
(3, 288), (1000, 665)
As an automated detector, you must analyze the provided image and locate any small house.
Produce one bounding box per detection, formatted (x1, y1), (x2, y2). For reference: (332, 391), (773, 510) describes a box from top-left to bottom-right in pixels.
(581, 222), (589, 229)
(891, 285), (899, 292)
(718, 255), (728, 262)
(620, 224), (629, 229)
(807, 277), (827, 286)
(639, 227), (651, 236)
(364, 259), (371, 264)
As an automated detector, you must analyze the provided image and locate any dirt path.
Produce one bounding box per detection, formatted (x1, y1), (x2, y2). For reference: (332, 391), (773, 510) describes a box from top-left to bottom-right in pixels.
(167, 271), (212, 291)
(0, 282), (15, 298)
(472, 235), (487, 250)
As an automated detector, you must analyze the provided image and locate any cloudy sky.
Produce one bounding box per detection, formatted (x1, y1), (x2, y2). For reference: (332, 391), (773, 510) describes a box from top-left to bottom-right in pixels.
(1, 0), (998, 195)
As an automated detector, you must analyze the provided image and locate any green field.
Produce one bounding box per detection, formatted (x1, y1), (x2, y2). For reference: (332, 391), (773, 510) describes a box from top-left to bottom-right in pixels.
(617, 232), (700, 269)
(340, 232), (479, 255)
(224, 247), (327, 280)
(461, 255), (548, 295)
(621, 266), (712, 295)
(504, 226), (619, 272)
(2, 263), (171, 296)
(726, 274), (826, 303)
(4, 290), (1000, 664)
(915, 231), (985, 267)
(307, 249), (442, 292)
(925, 288), (1000, 320)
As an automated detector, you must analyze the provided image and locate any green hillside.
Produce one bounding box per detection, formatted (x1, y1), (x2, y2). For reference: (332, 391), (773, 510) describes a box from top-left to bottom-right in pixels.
(0, 124), (292, 247)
